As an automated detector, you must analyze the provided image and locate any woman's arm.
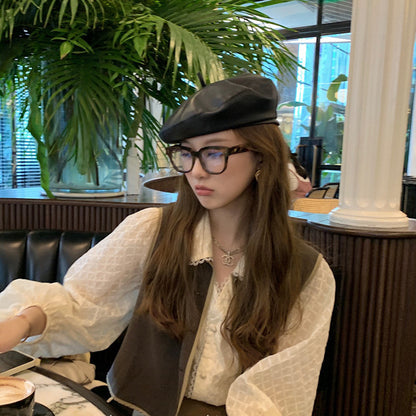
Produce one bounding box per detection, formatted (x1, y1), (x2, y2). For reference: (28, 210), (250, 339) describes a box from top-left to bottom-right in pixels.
(226, 258), (335, 416)
(0, 306), (46, 352)
(0, 207), (161, 358)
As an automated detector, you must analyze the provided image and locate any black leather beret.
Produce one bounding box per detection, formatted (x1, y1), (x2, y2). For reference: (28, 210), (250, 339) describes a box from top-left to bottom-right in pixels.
(159, 73), (279, 143)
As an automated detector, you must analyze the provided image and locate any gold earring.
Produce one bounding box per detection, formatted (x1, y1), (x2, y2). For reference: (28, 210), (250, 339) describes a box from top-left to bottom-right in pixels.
(255, 169), (261, 182)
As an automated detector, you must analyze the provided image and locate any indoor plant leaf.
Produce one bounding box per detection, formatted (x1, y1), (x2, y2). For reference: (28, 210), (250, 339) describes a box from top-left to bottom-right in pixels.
(0, 0), (298, 196)
(327, 74), (348, 102)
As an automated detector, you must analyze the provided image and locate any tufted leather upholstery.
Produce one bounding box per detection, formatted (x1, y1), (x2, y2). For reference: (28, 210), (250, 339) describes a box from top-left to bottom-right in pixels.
(0, 229), (125, 382)
(0, 230), (108, 291)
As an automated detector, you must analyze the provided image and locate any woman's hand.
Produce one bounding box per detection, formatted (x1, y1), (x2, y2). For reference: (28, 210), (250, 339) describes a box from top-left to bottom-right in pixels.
(0, 316), (28, 352)
(0, 306), (46, 353)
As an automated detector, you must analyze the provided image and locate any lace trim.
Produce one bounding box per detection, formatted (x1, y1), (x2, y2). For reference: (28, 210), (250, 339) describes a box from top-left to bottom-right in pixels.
(214, 280), (228, 295)
(185, 356), (198, 397)
(186, 256), (214, 395)
(189, 257), (213, 266)
(231, 258), (245, 281)
(185, 322), (208, 397)
(231, 270), (243, 281)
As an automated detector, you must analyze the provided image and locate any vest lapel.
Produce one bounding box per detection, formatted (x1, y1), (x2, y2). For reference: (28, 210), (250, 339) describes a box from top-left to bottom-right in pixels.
(107, 262), (213, 416)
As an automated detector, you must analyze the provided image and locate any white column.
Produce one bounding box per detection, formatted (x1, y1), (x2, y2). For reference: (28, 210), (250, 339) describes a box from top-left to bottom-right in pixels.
(407, 81), (416, 176)
(329, 0), (416, 228)
(126, 136), (141, 195)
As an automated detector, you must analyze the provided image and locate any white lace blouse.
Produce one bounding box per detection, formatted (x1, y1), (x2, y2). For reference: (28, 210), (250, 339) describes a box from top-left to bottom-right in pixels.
(0, 207), (335, 416)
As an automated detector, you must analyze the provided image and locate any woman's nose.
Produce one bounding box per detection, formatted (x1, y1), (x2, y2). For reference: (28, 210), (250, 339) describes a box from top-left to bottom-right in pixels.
(190, 157), (209, 177)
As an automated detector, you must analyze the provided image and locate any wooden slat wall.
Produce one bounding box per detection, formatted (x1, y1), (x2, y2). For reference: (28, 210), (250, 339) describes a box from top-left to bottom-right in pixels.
(0, 200), (164, 232)
(308, 223), (416, 416)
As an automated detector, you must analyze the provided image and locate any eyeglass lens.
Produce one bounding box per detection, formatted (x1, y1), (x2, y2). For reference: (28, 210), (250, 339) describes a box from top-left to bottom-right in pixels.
(169, 147), (227, 174)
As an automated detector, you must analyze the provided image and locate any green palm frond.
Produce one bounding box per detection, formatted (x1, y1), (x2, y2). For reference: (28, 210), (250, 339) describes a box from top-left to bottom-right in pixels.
(0, 0), (297, 195)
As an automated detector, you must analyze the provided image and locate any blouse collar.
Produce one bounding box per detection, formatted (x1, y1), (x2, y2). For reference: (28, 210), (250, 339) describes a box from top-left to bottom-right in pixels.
(189, 212), (213, 266)
(190, 212), (244, 280)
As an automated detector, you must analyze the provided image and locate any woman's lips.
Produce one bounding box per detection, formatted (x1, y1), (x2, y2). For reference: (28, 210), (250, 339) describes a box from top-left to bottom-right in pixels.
(195, 185), (214, 196)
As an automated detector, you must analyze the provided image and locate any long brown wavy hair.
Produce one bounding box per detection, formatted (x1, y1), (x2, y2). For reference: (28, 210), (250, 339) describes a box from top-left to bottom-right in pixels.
(138, 124), (306, 371)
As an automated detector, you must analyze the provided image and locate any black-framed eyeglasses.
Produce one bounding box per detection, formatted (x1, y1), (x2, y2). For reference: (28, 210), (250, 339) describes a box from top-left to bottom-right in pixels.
(166, 145), (249, 174)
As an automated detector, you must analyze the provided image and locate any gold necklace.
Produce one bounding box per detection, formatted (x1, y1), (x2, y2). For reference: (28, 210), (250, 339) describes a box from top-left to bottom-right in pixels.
(212, 238), (245, 267)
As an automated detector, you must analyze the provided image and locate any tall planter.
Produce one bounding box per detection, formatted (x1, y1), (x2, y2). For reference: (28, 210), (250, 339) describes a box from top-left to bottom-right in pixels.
(44, 99), (124, 196)
(47, 135), (124, 197)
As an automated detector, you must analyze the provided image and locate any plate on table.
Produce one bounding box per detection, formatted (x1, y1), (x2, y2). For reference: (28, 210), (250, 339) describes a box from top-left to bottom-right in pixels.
(34, 403), (55, 416)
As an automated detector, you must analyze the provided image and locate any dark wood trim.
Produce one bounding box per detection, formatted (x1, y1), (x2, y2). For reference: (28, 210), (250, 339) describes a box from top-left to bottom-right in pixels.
(279, 21), (351, 40)
(0, 187), (176, 233)
(308, 219), (416, 416)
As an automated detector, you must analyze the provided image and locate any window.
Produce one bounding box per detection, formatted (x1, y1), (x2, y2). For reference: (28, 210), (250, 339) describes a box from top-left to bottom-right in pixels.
(264, 0), (352, 186)
(404, 40), (416, 175)
(315, 34), (350, 184)
(0, 99), (13, 187)
(262, 0), (319, 28)
(0, 89), (40, 189)
(266, 0), (414, 188)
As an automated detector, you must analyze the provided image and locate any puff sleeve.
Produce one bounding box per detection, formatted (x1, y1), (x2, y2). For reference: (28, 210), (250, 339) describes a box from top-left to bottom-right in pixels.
(0, 208), (161, 358)
(226, 257), (335, 416)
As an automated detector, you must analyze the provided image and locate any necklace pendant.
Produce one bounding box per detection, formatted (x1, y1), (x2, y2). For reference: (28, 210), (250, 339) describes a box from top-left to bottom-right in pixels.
(221, 253), (234, 267)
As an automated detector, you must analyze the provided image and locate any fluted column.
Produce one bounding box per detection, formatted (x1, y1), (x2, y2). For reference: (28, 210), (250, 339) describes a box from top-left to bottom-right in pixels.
(407, 84), (416, 176)
(329, 0), (416, 228)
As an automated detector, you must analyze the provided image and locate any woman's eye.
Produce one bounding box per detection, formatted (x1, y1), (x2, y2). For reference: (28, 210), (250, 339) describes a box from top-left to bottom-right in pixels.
(180, 151), (192, 159)
(206, 150), (223, 159)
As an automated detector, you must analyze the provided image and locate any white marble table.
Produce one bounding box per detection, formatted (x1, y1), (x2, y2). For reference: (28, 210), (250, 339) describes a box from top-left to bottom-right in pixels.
(16, 369), (115, 416)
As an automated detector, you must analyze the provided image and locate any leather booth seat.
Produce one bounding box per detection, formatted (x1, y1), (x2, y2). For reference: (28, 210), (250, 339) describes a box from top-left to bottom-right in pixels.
(0, 230), (108, 290)
(0, 229), (123, 382)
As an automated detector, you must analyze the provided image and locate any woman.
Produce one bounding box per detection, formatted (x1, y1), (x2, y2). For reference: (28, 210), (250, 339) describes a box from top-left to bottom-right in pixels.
(288, 151), (313, 200)
(0, 74), (335, 416)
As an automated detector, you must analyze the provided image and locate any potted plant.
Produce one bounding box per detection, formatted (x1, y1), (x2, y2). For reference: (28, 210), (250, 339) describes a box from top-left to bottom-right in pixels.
(0, 0), (296, 197)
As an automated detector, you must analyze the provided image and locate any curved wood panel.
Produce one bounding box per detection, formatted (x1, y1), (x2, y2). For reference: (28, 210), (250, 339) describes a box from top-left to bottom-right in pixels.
(0, 187), (176, 233)
(308, 221), (416, 416)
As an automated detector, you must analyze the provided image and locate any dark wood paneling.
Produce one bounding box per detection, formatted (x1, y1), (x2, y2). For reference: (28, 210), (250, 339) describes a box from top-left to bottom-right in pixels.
(309, 221), (416, 416)
(0, 187), (176, 232)
(0, 200), (161, 232)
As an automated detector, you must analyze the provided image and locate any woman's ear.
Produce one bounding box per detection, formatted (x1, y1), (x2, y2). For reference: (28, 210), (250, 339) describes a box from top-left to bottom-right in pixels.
(255, 155), (263, 169)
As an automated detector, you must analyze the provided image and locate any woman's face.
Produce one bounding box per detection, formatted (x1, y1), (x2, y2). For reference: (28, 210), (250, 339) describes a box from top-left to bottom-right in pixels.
(182, 130), (259, 212)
